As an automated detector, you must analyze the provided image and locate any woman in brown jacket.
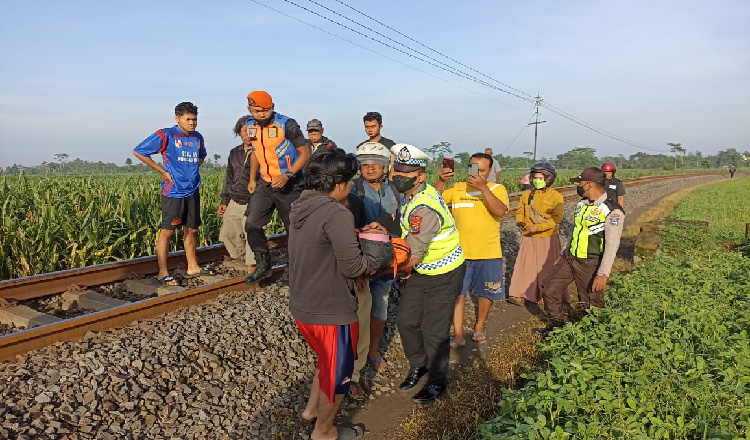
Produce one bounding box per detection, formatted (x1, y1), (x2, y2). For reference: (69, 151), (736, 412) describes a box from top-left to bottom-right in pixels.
(508, 163), (564, 305)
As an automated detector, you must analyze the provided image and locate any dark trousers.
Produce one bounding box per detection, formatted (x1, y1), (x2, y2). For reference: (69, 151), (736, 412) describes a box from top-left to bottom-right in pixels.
(244, 180), (302, 253)
(397, 262), (466, 384)
(541, 252), (604, 321)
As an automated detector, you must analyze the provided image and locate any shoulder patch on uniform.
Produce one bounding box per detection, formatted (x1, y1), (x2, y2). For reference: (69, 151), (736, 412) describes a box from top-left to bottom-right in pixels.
(410, 215), (423, 234)
(609, 216), (620, 226)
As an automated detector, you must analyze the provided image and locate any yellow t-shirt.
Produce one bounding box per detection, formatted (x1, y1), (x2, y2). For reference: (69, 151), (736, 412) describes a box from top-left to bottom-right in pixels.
(442, 182), (509, 259)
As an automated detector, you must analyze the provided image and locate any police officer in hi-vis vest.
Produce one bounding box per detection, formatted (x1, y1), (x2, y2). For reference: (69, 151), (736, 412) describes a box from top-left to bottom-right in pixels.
(243, 90), (310, 285)
(390, 143), (466, 404)
(537, 167), (625, 336)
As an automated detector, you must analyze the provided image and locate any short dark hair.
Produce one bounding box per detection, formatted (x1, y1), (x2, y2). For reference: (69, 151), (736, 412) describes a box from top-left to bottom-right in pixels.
(363, 111), (382, 125)
(470, 152), (494, 168)
(175, 102), (198, 116)
(233, 115), (251, 136)
(304, 148), (359, 193)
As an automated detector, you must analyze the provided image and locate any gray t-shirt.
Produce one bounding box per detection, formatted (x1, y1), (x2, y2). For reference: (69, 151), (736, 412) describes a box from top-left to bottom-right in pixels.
(488, 158), (502, 183)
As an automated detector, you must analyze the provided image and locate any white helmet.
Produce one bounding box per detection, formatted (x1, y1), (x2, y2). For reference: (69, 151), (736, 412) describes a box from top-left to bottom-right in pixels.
(356, 142), (391, 171)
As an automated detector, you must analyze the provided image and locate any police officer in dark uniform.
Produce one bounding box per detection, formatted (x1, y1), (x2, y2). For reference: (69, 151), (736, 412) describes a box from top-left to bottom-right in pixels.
(390, 143), (466, 404)
(537, 167), (625, 335)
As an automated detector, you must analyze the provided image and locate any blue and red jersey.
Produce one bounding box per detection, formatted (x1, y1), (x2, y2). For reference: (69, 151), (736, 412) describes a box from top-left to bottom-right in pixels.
(134, 126), (206, 198)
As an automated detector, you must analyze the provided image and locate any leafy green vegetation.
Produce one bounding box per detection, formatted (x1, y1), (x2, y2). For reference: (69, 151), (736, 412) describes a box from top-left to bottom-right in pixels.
(0, 173), (283, 279)
(479, 178), (750, 440)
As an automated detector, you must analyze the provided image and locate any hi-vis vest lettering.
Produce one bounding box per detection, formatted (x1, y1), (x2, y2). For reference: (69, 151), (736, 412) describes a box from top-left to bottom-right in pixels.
(569, 199), (618, 258)
(245, 114), (299, 182)
(400, 185), (464, 275)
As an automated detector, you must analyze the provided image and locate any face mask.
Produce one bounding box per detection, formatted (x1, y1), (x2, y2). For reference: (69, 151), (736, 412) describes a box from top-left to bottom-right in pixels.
(532, 179), (547, 190)
(576, 184), (586, 197)
(392, 175), (418, 193)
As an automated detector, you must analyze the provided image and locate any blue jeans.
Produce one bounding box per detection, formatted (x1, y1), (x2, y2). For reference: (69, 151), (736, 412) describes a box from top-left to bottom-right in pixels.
(370, 275), (395, 321)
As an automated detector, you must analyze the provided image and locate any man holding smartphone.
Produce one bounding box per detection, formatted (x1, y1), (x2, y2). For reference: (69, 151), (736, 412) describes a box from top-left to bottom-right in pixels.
(435, 153), (509, 346)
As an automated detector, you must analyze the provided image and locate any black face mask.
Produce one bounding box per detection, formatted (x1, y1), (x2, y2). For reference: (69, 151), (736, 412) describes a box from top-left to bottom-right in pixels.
(576, 184), (586, 197)
(392, 175), (418, 193)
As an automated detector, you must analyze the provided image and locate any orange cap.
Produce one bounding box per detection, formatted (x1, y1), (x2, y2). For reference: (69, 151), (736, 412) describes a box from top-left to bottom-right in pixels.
(247, 90), (273, 108)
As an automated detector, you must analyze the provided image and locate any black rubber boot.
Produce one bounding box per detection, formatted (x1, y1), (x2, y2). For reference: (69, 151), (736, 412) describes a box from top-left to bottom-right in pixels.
(244, 252), (273, 284)
(533, 318), (565, 338)
(276, 269), (289, 287)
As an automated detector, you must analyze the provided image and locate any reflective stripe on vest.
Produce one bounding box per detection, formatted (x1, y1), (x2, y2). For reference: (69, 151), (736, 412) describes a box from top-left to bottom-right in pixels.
(569, 201), (612, 258)
(246, 113), (299, 183)
(400, 185), (464, 275)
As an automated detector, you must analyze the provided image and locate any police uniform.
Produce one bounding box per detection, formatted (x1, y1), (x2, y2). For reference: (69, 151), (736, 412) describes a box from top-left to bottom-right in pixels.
(542, 168), (625, 325)
(392, 144), (466, 397)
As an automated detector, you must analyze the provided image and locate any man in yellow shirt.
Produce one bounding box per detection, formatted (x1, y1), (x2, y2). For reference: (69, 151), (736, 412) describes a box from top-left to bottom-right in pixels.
(435, 153), (509, 345)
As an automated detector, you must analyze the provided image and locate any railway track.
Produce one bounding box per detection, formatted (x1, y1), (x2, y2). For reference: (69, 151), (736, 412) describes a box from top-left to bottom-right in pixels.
(0, 173), (711, 361)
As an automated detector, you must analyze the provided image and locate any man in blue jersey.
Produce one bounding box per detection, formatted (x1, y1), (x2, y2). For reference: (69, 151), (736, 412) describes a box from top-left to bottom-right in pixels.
(133, 102), (207, 286)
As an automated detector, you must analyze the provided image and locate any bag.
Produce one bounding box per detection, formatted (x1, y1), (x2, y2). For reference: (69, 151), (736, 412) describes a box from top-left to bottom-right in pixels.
(527, 191), (550, 225)
(357, 232), (411, 278)
(358, 232), (395, 272)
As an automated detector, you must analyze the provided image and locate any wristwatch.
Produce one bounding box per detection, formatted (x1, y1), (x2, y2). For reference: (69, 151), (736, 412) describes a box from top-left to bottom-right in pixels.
(285, 171), (295, 179)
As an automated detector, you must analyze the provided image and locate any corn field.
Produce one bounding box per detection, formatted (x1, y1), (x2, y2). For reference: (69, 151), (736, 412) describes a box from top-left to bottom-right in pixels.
(0, 173), (283, 280)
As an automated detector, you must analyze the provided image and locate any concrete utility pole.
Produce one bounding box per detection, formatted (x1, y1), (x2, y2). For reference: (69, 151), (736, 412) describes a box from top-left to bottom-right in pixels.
(528, 95), (546, 161)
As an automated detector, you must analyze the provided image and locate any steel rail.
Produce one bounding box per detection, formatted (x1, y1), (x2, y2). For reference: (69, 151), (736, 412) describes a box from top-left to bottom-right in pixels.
(0, 268), (284, 361)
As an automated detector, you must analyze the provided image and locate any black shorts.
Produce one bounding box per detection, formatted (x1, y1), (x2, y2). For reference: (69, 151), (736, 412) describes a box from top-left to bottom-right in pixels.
(161, 192), (201, 230)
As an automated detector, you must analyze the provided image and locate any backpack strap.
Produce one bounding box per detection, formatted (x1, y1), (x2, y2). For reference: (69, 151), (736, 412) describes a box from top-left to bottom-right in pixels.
(353, 177), (366, 199)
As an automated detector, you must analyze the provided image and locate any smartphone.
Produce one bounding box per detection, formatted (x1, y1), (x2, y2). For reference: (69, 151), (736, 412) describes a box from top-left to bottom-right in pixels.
(442, 157), (455, 172)
(468, 163), (479, 176)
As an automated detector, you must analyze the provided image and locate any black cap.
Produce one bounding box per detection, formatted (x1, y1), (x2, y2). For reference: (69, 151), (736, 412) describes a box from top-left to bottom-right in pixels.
(570, 167), (606, 183)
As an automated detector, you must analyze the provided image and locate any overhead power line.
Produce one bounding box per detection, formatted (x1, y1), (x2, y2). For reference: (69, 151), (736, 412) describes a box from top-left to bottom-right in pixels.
(256, 0), (671, 154)
(247, 0), (528, 111)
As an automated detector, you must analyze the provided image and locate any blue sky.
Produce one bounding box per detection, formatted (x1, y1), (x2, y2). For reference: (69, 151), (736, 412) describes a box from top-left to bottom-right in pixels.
(0, 0), (748, 168)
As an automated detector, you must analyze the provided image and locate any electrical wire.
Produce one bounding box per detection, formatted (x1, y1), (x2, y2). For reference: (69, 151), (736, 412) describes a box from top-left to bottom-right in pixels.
(246, 0), (528, 111)
(500, 114), (535, 155)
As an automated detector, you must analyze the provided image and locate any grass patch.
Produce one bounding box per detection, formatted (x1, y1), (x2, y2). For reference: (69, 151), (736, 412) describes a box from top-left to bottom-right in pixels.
(477, 178), (750, 439)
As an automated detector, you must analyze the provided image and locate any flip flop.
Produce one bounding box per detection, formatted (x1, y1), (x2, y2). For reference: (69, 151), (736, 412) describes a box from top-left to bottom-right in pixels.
(472, 332), (487, 343)
(151, 275), (178, 286)
(334, 423), (365, 440)
(450, 338), (465, 348)
(368, 356), (388, 373)
(347, 382), (365, 401)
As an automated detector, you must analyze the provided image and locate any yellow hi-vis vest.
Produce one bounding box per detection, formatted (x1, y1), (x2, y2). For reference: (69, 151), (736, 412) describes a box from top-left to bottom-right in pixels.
(569, 198), (618, 259)
(400, 184), (464, 275)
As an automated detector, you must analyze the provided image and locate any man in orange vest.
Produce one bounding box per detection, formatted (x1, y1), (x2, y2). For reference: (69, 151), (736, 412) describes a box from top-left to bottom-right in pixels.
(244, 90), (310, 285)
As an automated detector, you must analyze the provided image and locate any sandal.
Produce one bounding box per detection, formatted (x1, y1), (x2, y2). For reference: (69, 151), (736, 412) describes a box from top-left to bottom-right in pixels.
(368, 356), (388, 373)
(507, 297), (525, 306)
(151, 275), (179, 286)
(472, 332), (487, 343)
(347, 382), (365, 401)
(334, 423), (365, 440)
(450, 338), (465, 348)
(185, 266), (218, 278)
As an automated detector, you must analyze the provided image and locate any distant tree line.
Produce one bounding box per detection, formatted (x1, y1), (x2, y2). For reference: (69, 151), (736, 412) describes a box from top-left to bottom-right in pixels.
(421, 142), (749, 171)
(2, 145), (748, 175)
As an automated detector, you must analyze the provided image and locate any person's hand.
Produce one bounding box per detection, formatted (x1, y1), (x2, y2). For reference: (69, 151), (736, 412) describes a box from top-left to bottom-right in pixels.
(217, 204), (227, 215)
(247, 180), (257, 194)
(160, 171), (174, 184)
(524, 224), (538, 234)
(438, 167), (454, 182)
(362, 222), (388, 234)
(271, 174), (289, 188)
(591, 275), (608, 292)
(354, 275), (368, 295)
(466, 172), (488, 190)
